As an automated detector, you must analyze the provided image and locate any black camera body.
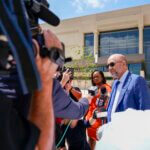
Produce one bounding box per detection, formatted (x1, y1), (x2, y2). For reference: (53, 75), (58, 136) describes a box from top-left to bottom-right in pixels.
(56, 67), (74, 82)
(24, 0), (65, 67)
(62, 67), (74, 80)
(88, 86), (98, 96)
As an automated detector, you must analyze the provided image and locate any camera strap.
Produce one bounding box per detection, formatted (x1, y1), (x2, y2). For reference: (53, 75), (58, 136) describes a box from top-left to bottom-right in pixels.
(0, 0), (41, 94)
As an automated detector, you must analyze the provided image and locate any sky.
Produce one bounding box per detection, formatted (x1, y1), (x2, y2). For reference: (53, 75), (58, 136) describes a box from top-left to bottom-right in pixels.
(48, 0), (150, 20)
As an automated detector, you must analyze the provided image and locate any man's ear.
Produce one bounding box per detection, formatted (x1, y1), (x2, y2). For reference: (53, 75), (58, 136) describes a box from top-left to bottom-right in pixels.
(122, 60), (127, 66)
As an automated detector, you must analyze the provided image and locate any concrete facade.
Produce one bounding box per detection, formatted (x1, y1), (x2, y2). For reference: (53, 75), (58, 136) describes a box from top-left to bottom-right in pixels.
(42, 4), (150, 62)
(41, 4), (150, 89)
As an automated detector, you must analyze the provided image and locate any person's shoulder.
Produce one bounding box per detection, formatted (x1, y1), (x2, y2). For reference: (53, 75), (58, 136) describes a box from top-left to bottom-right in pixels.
(130, 73), (145, 81)
(130, 73), (139, 78)
(130, 73), (147, 85)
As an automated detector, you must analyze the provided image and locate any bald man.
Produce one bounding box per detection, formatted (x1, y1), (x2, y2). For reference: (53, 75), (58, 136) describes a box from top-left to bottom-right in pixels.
(107, 54), (150, 122)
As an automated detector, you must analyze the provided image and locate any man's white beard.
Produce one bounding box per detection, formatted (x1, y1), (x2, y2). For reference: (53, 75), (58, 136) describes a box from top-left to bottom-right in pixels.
(111, 72), (118, 79)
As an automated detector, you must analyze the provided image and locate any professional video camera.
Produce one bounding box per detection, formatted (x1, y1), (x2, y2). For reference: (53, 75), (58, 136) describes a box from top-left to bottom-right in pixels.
(0, 0), (65, 94)
(24, 0), (65, 67)
(24, 0), (60, 34)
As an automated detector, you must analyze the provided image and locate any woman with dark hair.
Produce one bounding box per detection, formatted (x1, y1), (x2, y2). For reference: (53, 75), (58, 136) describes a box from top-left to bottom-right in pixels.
(85, 70), (111, 150)
(91, 70), (106, 86)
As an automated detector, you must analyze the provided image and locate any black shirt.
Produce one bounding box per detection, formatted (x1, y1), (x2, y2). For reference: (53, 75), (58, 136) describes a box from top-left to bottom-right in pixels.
(61, 120), (90, 150)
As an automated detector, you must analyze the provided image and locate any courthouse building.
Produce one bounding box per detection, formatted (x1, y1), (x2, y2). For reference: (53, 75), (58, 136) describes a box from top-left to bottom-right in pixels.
(42, 4), (150, 82)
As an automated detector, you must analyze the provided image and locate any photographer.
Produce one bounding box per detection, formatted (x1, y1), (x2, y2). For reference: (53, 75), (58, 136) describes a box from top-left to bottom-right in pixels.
(0, 1), (92, 150)
(53, 67), (92, 119)
(30, 29), (62, 150)
(0, 1), (62, 149)
(0, 28), (61, 150)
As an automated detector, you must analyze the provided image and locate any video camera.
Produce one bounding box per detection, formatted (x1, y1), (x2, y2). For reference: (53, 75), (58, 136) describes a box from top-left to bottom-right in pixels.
(0, 0), (65, 94)
(24, 0), (65, 67)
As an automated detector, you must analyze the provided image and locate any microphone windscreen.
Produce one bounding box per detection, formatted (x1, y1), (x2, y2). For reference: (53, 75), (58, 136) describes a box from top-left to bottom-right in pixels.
(39, 4), (60, 26)
(101, 87), (107, 95)
(65, 57), (72, 63)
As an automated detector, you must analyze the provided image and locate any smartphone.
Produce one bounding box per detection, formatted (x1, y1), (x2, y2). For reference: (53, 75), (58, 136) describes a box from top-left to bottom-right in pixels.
(68, 68), (74, 79)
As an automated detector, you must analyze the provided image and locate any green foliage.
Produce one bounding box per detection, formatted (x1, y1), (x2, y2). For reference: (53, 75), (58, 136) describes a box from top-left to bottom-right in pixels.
(65, 57), (100, 80)
(64, 47), (102, 80)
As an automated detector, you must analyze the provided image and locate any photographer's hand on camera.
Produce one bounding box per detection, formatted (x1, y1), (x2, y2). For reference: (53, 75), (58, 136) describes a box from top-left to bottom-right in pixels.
(60, 69), (72, 88)
(34, 29), (62, 83)
(29, 29), (62, 150)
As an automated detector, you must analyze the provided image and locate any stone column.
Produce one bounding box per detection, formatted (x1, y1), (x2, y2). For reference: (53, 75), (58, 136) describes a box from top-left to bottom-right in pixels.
(139, 26), (143, 54)
(138, 14), (144, 54)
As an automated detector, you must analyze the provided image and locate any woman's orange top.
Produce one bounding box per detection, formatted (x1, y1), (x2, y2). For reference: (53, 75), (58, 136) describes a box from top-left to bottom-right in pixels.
(85, 83), (111, 140)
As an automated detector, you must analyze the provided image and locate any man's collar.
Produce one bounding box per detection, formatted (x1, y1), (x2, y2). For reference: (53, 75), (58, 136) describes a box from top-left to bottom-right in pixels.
(119, 70), (129, 83)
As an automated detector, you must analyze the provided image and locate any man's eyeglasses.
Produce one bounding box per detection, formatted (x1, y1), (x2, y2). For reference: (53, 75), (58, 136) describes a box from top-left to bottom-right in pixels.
(106, 62), (115, 69)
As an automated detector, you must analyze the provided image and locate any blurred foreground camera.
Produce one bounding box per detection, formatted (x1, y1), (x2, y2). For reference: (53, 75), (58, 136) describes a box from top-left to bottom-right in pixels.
(24, 0), (60, 33)
(24, 0), (65, 66)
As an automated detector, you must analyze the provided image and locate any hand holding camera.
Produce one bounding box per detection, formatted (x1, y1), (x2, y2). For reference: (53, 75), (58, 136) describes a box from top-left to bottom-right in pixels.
(33, 29), (62, 84)
(60, 69), (72, 86)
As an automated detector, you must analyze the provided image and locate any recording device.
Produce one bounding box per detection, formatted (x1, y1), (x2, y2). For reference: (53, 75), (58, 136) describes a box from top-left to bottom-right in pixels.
(56, 67), (74, 82)
(88, 86), (98, 96)
(24, 0), (66, 67)
(93, 109), (107, 119)
(0, 0), (65, 93)
(93, 87), (108, 121)
(25, 0), (72, 66)
(24, 0), (60, 34)
(63, 67), (74, 80)
(97, 87), (107, 107)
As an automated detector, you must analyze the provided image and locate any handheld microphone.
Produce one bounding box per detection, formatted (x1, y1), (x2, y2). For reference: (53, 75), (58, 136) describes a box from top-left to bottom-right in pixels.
(97, 86), (107, 107)
(93, 86), (108, 121)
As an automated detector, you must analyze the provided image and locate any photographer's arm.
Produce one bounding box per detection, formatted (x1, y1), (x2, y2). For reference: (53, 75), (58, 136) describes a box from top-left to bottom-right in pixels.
(53, 79), (92, 119)
(28, 41), (55, 150)
(29, 30), (62, 150)
(30, 78), (54, 150)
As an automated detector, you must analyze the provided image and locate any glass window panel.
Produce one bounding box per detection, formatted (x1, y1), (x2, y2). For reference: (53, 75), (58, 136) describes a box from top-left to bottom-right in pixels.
(100, 34), (110, 45)
(128, 63), (141, 75)
(99, 29), (139, 56)
(100, 48), (109, 56)
(144, 27), (150, 80)
(84, 33), (94, 56)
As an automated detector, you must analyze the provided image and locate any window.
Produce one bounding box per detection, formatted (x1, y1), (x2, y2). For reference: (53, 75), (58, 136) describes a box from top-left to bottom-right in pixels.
(144, 27), (150, 80)
(99, 29), (139, 56)
(84, 33), (94, 56)
(128, 63), (141, 75)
